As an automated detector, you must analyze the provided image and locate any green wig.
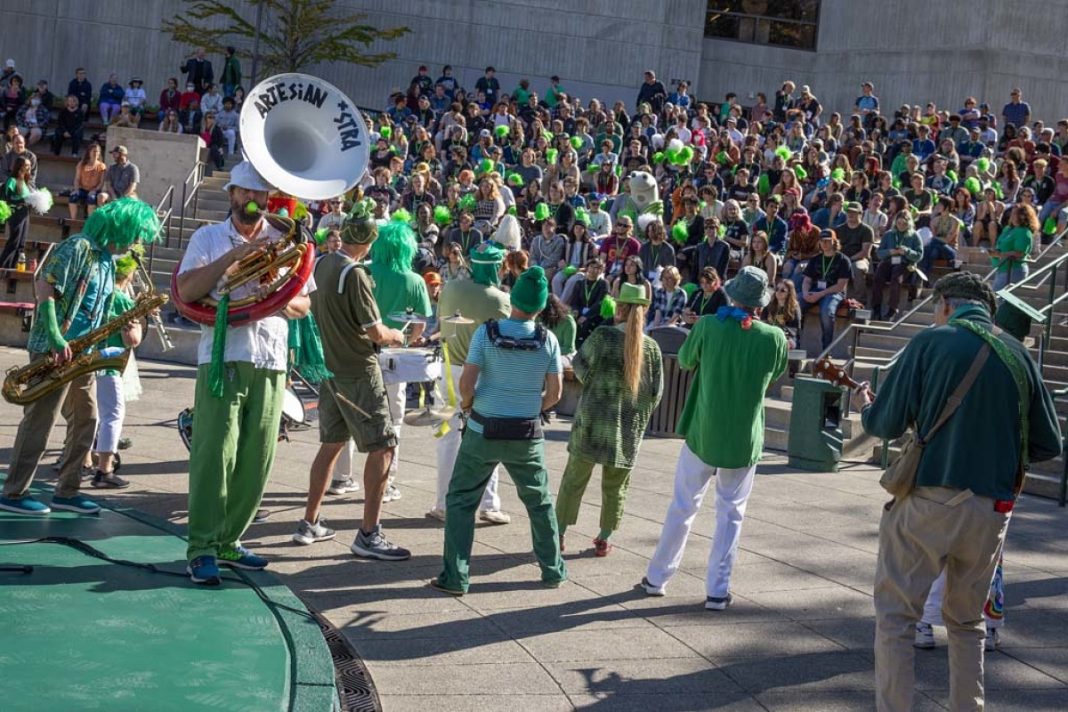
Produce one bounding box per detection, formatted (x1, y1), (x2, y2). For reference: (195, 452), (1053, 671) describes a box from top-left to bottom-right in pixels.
(370, 219), (418, 277)
(114, 254), (138, 280)
(84, 197), (161, 249)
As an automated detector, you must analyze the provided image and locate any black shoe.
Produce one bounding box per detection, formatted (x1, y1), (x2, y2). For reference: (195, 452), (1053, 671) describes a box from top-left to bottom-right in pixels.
(117, 437), (133, 450)
(91, 470), (130, 489)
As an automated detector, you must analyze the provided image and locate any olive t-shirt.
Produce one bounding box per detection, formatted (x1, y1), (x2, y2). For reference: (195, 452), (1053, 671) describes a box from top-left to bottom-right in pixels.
(438, 278), (510, 364)
(310, 252), (380, 377)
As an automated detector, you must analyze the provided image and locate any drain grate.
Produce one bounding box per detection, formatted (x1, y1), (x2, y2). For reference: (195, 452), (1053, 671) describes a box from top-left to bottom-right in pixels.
(314, 612), (381, 712)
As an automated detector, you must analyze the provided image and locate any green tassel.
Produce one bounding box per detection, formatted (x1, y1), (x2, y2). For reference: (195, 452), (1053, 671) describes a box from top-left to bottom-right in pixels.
(288, 314), (333, 384)
(208, 294), (230, 398)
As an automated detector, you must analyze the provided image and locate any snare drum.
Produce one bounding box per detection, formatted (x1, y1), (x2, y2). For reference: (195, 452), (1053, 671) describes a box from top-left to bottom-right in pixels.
(378, 347), (442, 384)
(281, 388), (306, 427)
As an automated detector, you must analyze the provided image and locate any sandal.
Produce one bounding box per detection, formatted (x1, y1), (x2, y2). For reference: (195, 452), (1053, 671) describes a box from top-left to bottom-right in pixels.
(91, 471), (130, 489)
(593, 538), (612, 557)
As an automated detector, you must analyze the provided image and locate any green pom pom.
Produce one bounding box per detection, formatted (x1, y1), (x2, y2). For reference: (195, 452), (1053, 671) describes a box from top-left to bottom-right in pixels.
(458, 193), (476, 213)
(665, 148), (680, 164)
(652, 151), (665, 164)
(495, 124), (509, 139)
(993, 182), (1004, 199)
(775, 146), (791, 160)
(83, 197), (162, 247)
(479, 158), (494, 175)
(600, 295), (616, 319)
(575, 208), (590, 226)
(757, 173), (770, 196)
(570, 136), (582, 150)
(546, 148), (558, 164)
(976, 157), (990, 173)
(433, 204), (452, 227)
(0, 200), (11, 224)
(1044, 217), (1058, 235)
(716, 150), (729, 164)
(563, 265), (578, 277)
(671, 221), (688, 243)
(542, 130), (553, 143)
(245, 201), (260, 215)
(831, 168), (845, 181)
(673, 146), (694, 166)
(391, 207), (413, 225)
(682, 282), (697, 297)
(534, 202), (551, 221)
(794, 166), (807, 180)
(964, 177), (981, 195)
(314, 228), (329, 245)
(947, 170), (958, 184)
(506, 205), (517, 216)
(379, 125), (392, 139)
(506, 171), (524, 186)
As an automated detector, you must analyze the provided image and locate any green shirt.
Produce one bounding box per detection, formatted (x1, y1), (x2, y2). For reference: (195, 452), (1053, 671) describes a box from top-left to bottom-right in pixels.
(310, 253), (381, 377)
(569, 325), (663, 468)
(677, 316), (788, 468)
(861, 305), (1061, 499)
(549, 314), (577, 357)
(993, 226), (1032, 272)
(100, 290), (135, 376)
(371, 269), (432, 330)
(438, 278), (510, 364)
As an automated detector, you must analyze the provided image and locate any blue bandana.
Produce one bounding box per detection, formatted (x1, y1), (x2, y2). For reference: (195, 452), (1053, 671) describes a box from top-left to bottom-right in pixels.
(716, 306), (750, 323)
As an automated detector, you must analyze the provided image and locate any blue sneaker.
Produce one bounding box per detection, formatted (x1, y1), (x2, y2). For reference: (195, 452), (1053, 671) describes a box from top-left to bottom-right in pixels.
(0, 495), (51, 515)
(187, 556), (221, 585)
(50, 495), (101, 515)
(218, 546), (268, 570)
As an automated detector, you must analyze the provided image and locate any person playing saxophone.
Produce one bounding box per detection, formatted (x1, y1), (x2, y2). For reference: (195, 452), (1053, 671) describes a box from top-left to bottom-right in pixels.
(1, 198), (160, 516)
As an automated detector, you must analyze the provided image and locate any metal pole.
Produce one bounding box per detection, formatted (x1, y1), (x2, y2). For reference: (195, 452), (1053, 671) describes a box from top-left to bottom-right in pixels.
(250, 0), (265, 87)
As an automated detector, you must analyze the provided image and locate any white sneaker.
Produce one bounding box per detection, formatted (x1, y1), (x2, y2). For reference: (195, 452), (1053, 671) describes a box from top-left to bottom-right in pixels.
(914, 621), (936, 649)
(292, 518), (336, 545)
(327, 477), (360, 495)
(425, 507), (446, 522)
(382, 483), (402, 502)
(984, 627), (1000, 652)
(640, 576), (665, 597)
(478, 509), (511, 525)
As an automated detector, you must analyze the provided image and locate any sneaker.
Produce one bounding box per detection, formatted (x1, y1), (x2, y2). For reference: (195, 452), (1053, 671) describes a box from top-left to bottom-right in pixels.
(914, 621), (936, 649)
(91, 471), (130, 489)
(351, 525), (411, 561)
(327, 477), (360, 495)
(428, 578), (465, 596)
(50, 494), (101, 514)
(253, 509), (271, 522)
(425, 507), (446, 522)
(593, 538), (612, 557)
(381, 483), (402, 503)
(79, 466), (96, 481)
(218, 545), (268, 570)
(542, 577), (566, 589)
(117, 437), (133, 450)
(479, 509), (511, 525)
(705, 593), (733, 611)
(292, 518), (336, 545)
(0, 495), (51, 515)
(187, 555), (221, 586)
(985, 627), (1000, 652)
(640, 576), (665, 597)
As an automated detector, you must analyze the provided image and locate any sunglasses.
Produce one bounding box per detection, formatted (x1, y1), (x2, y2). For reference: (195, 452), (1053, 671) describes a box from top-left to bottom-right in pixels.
(775, 287), (788, 293)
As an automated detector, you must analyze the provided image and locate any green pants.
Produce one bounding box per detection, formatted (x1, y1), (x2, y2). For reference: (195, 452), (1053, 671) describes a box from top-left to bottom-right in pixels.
(186, 363), (284, 561)
(555, 454), (633, 533)
(439, 429), (566, 592)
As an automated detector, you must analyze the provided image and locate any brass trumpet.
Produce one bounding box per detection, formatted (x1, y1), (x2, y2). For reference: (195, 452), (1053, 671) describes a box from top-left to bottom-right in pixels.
(2, 291), (170, 405)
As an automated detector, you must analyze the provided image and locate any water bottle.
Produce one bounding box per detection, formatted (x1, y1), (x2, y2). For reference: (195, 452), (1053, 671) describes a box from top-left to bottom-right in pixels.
(16, 252), (26, 272)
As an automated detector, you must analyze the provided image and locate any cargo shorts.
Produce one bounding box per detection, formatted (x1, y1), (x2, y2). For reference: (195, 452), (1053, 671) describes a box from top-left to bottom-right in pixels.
(318, 367), (397, 453)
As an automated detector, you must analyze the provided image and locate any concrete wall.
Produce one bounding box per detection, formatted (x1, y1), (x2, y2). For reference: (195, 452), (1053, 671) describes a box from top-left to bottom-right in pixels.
(104, 127), (204, 210)
(1, 0), (1065, 126)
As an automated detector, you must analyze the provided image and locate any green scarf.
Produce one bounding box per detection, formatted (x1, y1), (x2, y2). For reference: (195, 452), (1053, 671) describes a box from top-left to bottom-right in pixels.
(287, 312), (333, 383)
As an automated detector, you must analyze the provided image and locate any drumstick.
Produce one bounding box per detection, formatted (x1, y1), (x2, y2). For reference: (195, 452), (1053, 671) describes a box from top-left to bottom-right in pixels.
(323, 380), (372, 419)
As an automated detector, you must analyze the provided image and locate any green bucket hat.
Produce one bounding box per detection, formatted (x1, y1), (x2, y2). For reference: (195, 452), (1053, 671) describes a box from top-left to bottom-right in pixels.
(510, 266), (549, 314)
(724, 266), (771, 308)
(617, 281), (650, 307)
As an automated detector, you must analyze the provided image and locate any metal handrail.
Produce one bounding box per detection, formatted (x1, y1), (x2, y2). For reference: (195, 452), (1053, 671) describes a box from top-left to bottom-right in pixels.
(175, 160), (207, 251)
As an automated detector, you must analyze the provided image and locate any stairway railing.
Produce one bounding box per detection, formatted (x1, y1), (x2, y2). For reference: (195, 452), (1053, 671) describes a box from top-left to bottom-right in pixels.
(146, 160), (206, 279)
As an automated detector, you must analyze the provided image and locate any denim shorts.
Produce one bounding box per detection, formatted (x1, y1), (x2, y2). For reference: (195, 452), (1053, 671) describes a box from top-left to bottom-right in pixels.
(71, 189), (100, 205)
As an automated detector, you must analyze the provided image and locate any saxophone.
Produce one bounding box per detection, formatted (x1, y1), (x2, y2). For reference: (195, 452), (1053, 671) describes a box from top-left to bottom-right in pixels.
(2, 291), (170, 405)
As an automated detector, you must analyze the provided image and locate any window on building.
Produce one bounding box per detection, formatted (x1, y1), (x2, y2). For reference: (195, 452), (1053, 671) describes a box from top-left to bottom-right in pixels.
(705, 1), (821, 51)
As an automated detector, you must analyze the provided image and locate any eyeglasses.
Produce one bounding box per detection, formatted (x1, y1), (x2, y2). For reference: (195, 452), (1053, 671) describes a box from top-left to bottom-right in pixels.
(775, 287), (788, 293)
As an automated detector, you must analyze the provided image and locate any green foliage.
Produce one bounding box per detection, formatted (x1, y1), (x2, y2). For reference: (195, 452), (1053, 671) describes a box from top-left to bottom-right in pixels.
(162, 0), (410, 76)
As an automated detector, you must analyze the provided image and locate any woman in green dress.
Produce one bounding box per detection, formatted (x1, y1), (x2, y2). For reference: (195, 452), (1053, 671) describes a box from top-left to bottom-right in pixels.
(555, 282), (663, 556)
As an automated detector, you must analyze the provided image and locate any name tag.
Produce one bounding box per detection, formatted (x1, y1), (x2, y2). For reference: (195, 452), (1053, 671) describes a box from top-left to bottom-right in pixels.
(817, 280), (827, 291)
(891, 256), (902, 265)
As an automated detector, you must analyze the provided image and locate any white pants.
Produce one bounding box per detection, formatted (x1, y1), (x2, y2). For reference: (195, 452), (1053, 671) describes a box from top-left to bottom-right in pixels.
(435, 364), (500, 511)
(551, 271), (585, 303)
(331, 380), (404, 481)
(923, 561), (1004, 629)
(646, 444), (757, 597)
(222, 128), (237, 155)
(94, 374), (125, 453)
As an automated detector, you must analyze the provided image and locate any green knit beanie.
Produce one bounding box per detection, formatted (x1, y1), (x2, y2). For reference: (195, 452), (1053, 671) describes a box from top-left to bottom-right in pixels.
(510, 266), (549, 314)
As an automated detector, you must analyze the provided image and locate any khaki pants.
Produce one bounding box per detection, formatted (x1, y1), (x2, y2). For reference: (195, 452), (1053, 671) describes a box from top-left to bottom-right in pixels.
(851, 258), (870, 302)
(874, 486), (1011, 712)
(3, 366), (96, 499)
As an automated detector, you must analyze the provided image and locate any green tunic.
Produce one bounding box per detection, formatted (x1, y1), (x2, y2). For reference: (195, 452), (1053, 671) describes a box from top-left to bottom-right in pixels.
(568, 325), (664, 468)
(438, 278), (510, 364)
(550, 314), (577, 357)
(677, 316), (788, 469)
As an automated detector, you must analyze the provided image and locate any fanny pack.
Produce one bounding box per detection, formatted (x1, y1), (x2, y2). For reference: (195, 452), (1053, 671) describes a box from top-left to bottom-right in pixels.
(470, 411), (543, 441)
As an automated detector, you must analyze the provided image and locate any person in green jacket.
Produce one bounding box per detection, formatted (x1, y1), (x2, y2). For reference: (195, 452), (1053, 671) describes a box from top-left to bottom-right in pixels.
(220, 46), (242, 99)
(555, 283), (663, 556)
(642, 266), (787, 610)
(871, 209), (924, 321)
(853, 272), (1061, 711)
(990, 203), (1036, 291)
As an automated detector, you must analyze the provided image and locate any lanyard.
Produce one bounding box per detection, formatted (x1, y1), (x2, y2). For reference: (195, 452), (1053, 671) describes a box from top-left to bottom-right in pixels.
(584, 280), (597, 304)
(698, 292), (713, 314)
(821, 254), (832, 280)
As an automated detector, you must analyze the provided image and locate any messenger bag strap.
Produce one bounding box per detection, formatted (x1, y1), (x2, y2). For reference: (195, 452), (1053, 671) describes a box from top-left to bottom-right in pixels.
(920, 343), (991, 444)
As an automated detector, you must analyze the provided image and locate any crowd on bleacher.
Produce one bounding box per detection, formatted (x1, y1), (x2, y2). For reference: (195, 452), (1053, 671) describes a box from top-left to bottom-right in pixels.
(5, 51), (1068, 350)
(292, 65), (1068, 355)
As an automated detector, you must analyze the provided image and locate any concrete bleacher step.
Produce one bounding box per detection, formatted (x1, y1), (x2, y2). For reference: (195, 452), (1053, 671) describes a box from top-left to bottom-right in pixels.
(764, 396), (861, 439)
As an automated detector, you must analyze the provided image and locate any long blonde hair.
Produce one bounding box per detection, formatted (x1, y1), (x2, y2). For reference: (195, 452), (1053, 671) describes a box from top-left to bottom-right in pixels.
(618, 302), (646, 397)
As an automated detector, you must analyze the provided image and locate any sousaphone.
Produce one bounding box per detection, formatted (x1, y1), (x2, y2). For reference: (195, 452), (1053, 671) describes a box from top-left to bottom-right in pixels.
(172, 73), (369, 325)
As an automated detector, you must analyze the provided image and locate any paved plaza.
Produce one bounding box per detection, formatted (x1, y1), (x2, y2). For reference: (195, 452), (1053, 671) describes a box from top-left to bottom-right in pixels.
(1, 346), (1066, 711)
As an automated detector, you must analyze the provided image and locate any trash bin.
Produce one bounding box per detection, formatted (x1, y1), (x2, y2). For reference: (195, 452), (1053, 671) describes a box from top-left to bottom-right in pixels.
(646, 326), (693, 438)
(787, 376), (846, 472)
